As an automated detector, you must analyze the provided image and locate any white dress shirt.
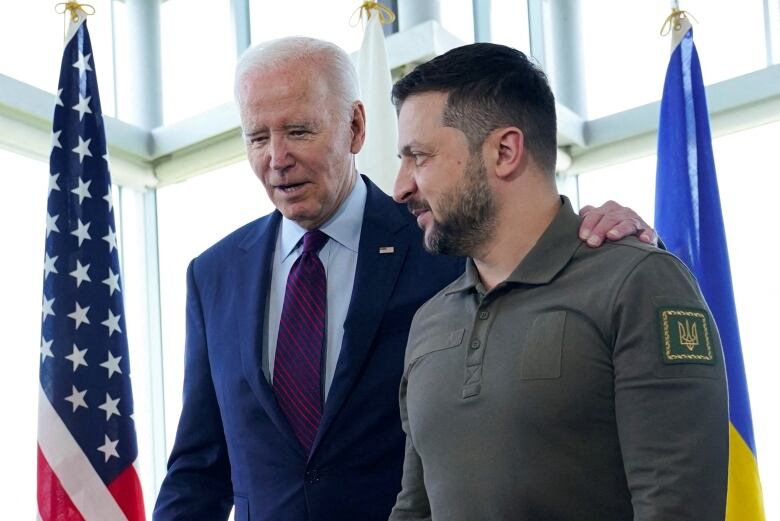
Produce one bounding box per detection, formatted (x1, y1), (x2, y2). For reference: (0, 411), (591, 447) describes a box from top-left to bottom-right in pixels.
(264, 176), (367, 400)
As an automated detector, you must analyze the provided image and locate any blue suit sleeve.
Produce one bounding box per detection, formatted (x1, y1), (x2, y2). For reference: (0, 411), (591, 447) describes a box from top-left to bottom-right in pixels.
(153, 259), (233, 521)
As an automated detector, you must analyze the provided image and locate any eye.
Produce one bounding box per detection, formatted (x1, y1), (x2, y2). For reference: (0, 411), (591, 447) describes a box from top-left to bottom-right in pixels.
(410, 152), (427, 166)
(249, 135), (268, 146)
(289, 129), (311, 138)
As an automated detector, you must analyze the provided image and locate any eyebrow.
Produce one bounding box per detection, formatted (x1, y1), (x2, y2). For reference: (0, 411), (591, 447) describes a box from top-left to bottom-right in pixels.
(244, 121), (317, 138)
(399, 141), (424, 156)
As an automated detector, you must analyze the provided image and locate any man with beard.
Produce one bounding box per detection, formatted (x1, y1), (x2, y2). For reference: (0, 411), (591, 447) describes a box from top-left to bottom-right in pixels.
(389, 43), (729, 521)
(154, 37), (661, 521)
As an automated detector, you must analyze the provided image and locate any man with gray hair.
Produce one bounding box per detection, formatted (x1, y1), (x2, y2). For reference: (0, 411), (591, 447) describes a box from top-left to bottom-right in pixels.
(154, 36), (656, 521)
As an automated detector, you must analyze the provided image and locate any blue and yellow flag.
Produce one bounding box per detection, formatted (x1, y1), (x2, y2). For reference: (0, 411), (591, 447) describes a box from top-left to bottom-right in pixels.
(655, 12), (764, 520)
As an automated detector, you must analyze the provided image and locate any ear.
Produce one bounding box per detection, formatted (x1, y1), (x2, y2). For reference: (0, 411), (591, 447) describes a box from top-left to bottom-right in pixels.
(349, 101), (367, 154)
(490, 127), (524, 180)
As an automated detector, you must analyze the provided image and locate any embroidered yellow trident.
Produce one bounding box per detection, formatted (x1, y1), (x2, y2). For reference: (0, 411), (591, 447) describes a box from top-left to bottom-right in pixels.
(678, 319), (699, 351)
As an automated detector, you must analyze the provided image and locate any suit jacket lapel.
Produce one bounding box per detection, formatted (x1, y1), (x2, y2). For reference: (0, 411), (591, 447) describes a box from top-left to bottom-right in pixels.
(311, 178), (410, 455)
(236, 212), (306, 456)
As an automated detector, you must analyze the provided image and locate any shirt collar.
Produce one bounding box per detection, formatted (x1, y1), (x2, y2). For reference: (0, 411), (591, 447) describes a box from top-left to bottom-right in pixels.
(446, 196), (583, 294)
(279, 175), (367, 261)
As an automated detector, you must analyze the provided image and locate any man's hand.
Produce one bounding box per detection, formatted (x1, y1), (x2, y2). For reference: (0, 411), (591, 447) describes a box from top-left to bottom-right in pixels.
(579, 200), (658, 248)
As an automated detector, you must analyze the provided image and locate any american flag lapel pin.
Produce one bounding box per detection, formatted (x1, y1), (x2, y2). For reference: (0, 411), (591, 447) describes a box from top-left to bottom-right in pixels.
(379, 246), (395, 254)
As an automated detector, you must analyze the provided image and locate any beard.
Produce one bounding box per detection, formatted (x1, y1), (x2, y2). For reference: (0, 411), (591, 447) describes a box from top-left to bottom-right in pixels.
(422, 157), (497, 257)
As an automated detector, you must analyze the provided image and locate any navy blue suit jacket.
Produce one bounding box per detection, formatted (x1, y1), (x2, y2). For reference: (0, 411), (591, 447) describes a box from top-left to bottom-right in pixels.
(154, 177), (464, 520)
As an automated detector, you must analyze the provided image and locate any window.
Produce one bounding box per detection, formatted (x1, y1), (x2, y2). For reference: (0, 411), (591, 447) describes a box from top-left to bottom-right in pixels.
(0, 149), (47, 519)
(250, 0), (365, 55)
(159, 0), (237, 124)
(0, 0), (117, 116)
(156, 161), (274, 448)
(579, 0), (767, 118)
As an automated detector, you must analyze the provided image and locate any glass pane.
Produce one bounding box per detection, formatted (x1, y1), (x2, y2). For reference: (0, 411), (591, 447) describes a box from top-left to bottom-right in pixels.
(709, 122), (780, 521)
(580, 0), (767, 118)
(250, 0), (365, 55)
(115, 186), (157, 519)
(160, 0), (237, 124)
(0, 0), (116, 117)
(491, 0), (530, 53)
(440, 0), (475, 44)
(576, 154), (657, 223)
(0, 149), (49, 518)
(576, 122), (780, 519)
(157, 160), (274, 449)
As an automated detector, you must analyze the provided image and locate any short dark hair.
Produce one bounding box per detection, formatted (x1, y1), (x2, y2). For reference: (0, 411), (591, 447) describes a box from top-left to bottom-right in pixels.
(392, 43), (557, 175)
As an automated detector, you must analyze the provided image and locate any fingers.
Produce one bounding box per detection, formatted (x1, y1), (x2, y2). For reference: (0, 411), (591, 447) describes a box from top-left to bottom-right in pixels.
(578, 205), (600, 242)
(578, 200), (658, 248)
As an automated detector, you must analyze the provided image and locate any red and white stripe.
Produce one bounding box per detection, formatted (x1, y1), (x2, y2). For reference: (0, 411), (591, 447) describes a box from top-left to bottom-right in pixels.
(37, 386), (144, 521)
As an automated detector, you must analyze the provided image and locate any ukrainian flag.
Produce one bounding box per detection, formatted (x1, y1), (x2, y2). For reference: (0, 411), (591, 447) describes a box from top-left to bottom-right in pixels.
(654, 12), (765, 520)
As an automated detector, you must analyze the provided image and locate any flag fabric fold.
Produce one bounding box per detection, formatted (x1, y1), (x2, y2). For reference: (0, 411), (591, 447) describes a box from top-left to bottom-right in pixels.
(355, 3), (400, 194)
(654, 16), (765, 520)
(37, 9), (145, 521)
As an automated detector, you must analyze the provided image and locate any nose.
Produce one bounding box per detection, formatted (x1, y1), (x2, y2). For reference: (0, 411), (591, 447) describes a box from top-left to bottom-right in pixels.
(268, 135), (294, 172)
(393, 162), (417, 203)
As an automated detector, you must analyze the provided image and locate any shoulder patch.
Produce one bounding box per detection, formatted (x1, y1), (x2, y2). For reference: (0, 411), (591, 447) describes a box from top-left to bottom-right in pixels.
(657, 307), (715, 365)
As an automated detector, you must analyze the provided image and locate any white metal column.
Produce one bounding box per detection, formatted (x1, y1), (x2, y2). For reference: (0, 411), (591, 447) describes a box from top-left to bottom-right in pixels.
(117, 0), (167, 507)
(398, 0), (441, 30)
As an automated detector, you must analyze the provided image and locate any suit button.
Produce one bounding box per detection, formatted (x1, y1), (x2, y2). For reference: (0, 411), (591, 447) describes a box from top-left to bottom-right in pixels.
(305, 469), (320, 484)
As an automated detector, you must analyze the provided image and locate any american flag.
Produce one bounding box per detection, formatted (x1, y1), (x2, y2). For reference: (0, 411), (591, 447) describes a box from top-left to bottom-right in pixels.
(37, 10), (145, 521)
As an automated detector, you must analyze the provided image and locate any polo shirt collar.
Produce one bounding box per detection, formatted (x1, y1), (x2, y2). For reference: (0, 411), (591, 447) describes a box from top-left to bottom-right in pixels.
(446, 196), (582, 294)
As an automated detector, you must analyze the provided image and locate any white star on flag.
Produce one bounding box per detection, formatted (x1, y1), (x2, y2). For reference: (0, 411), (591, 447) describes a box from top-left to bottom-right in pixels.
(43, 253), (58, 279)
(71, 218), (92, 246)
(103, 227), (118, 253)
(72, 51), (92, 76)
(100, 351), (123, 379)
(55, 88), (64, 107)
(103, 268), (121, 295)
(52, 130), (62, 149)
(42, 296), (55, 320)
(48, 172), (61, 194)
(72, 136), (92, 163)
(72, 94), (93, 121)
(98, 393), (121, 421)
(67, 302), (90, 329)
(65, 344), (88, 372)
(40, 337), (54, 363)
(45, 213), (60, 238)
(103, 185), (114, 212)
(71, 177), (92, 204)
(97, 435), (120, 462)
(102, 310), (122, 336)
(69, 260), (92, 287)
(64, 385), (88, 412)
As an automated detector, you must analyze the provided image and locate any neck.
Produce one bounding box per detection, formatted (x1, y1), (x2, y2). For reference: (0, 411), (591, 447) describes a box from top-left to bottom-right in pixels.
(473, 184), (560, 291)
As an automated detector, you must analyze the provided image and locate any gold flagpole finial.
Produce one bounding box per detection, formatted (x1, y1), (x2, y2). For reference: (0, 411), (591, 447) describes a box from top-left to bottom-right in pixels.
(55, 2), (96, 23)
(350, 1), (396, 28)
(660, 7), (698, 36)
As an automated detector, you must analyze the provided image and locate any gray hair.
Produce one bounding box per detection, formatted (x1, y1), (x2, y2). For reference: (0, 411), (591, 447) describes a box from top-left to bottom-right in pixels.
(234, 36), (360, 116)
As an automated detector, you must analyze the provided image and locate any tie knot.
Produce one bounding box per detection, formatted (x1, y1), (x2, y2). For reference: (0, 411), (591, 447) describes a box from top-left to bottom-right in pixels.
(302, 230), (328, 254)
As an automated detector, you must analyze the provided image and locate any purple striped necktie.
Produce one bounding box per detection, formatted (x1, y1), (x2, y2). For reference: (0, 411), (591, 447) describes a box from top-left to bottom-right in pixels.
(274, 229), (329, 452)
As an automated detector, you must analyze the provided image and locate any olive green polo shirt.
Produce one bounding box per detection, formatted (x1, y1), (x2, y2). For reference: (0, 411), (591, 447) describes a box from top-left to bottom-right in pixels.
(390, 197), (728, 521)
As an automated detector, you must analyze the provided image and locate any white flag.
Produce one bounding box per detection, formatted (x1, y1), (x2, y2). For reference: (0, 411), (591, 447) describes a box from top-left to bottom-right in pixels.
(356, 9), (400, 194)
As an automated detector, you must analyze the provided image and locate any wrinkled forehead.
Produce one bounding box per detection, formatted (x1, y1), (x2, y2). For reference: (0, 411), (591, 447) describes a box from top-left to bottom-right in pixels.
(239, 65), (337, 126)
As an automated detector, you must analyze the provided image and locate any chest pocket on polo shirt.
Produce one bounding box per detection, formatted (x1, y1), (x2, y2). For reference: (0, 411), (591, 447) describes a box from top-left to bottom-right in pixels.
(520, 311), (566, 380)
(407, 328), (465, 366)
